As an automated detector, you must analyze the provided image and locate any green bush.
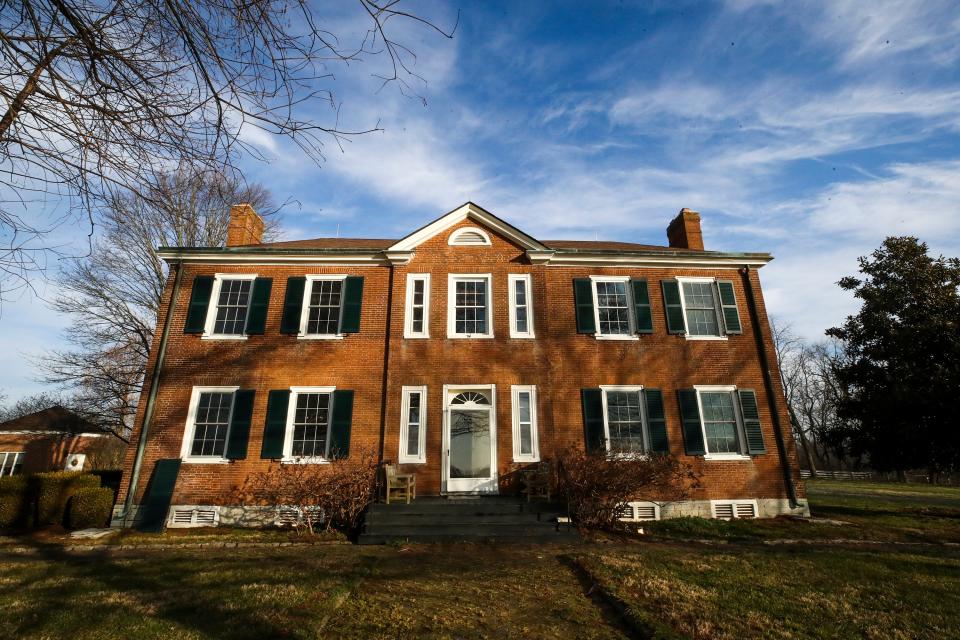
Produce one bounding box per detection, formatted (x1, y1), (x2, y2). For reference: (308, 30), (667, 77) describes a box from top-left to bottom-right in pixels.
(30, 472), (100, 526)
(0, 476), (30, 529)
(67, 487), (114, 529)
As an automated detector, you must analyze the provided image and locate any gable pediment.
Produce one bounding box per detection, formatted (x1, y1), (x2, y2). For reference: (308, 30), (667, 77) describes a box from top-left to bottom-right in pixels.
(387, 202), (549, 253)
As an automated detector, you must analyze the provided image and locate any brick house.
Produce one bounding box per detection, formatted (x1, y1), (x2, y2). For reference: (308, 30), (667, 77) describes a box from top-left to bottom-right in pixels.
(0, 406), (113, 475)
(114, 202), (808, 528)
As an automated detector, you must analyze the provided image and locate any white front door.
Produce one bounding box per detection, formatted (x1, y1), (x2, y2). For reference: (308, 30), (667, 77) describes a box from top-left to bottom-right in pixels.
(443, 386), (498, 493)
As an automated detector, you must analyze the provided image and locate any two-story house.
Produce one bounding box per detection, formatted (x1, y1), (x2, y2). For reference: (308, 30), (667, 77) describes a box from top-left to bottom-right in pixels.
(114, 202), (808, 528)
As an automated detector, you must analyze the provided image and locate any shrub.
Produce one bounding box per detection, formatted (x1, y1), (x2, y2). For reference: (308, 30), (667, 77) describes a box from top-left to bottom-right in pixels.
(557, 449), (701, 531)
(67, 487), (115, 529)
(0, 476), (30, 529)
(31, 472), (100, 526)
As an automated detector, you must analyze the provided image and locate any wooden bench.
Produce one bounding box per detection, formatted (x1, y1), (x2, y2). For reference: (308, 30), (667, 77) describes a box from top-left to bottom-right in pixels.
(384, 464), (416, 504)
(521, 463), (552, 502)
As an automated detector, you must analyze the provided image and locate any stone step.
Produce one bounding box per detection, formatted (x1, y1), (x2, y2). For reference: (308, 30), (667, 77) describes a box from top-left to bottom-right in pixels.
(365, 511), (561, 525)
(357, 530), (581, 545)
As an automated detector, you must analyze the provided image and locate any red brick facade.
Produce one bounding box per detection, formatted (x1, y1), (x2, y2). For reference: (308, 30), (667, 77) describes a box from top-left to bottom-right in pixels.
(117, 203), (806, 519)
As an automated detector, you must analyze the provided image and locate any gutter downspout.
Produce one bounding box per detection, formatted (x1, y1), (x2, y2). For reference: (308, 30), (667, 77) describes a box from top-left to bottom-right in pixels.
(377, 263), (396, 467)
(740, 266), (799, 508)
(120, 260), (183, 527)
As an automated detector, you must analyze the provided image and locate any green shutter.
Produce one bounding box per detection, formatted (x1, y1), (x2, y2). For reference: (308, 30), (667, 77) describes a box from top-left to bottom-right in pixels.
(677, 389), (705, 456)
(245, 278), (272, 335)
(261, 390), (290, 459)
(581, 388), (605, 453)
(184, 275), (214, 333)
(328, 390), (354, 459)
(644, 389), (669, 454)
(573, 279), (596, 334)
(631, 279), (653, 334)
(225, 390), (255, 460)
(340, 276), (364, 333)
(661, 280), (686, 334)
(280, 277), (306, 334)
(137, 459), (182, 532)
(716, 280), (742, 334)
(738, 389), (766, 454)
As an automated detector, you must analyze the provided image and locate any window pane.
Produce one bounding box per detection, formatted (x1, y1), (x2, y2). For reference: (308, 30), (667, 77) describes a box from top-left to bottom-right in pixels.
(406, 392), (421, 456)
(596, 281), (631, 335)
(701, 392), (740, 453)
(517, 392), (532, 456)
(212, 279), (252, 334)
(605, 390), (645, 453)
(291, 393), (331, 458)
(454, 279), (488, 334)
(190, 392), (233, 457)
(682, 282), (720, 336)
(307, 280), (343, 334)
(514, 279), (529, 334)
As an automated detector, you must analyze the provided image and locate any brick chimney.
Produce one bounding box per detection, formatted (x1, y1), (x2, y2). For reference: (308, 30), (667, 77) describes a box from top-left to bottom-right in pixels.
(226, 203), (264, 247)
(666, 208), (704, 251)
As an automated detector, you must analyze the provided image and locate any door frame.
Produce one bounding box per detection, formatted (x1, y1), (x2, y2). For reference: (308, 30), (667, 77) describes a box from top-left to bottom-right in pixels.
(441, 384), (498, 494)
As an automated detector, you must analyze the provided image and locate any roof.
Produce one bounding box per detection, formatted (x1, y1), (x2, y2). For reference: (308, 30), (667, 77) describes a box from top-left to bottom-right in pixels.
(0, 406), (100, 435)
(250, 237), (673, 252)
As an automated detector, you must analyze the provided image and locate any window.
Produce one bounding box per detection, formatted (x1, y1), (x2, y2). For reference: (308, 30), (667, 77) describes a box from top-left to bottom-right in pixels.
(602, 387), (647, 454)
(448, 227), (491, 246)
(591, 277), (636, 338)
(675, 277), (741, 339)
(204, 274), (257, 337)
(404, 274), (431, 338)
(508, 274), (535, 338)
(284, 387), (336, 461)
(693, 386), (750, 458)
(297, 275), (346, 337)
(399, 386), (427, 463)
(181, 387), (238, 461)
(0, 452), (23, 476)
(447, 274), (493, 338)
(511, 385), (539, 462)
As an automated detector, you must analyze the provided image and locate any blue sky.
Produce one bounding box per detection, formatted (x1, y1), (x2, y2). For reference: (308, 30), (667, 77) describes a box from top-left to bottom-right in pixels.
(3, 0), (960, 399)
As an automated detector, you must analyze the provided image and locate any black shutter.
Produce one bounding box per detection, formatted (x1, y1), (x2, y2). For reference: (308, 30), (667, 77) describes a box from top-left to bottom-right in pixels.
(661, 280), (686, 334)
(137, 459), (182, 532)
(716, 280), (742, 334)
(245, 278), (272, 335)
(738, 389), (766, 454)
(328, 390), (354, 459)
(677, 389), (705, 455)
(261, 390), (290, 459)
(340, 276), (364, 333)
(280, 277), (306, 334)
(581, 389), (605, 453)
(225, 390), (255, 460)
(184, 275), (214, 334)
(631, 279), (653, 334)
(573, 279), (596, 334)
(644, 389), (669, 454)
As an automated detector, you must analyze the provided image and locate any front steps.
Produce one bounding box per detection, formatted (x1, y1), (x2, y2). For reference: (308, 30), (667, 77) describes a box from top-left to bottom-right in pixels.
(358, 496), (580, 544)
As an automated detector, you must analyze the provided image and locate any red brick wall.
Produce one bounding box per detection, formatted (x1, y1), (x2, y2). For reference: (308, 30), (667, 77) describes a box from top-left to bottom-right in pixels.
(118, 219), (804, 507)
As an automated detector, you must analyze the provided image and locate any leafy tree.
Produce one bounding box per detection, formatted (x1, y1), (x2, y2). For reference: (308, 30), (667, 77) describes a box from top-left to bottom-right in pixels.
(827, 237), (960, 480)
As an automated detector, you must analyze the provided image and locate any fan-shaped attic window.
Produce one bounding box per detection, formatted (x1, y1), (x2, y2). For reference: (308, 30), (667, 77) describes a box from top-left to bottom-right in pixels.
(449, 227), (492, 246)
(451, 391), (490, 405)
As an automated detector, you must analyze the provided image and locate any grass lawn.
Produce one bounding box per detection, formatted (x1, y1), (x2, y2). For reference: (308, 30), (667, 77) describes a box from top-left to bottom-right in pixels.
(0, 479), (958, 639)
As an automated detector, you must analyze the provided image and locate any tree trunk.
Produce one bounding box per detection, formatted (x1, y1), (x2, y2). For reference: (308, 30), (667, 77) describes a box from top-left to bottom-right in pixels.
(0, 45), (67, 139)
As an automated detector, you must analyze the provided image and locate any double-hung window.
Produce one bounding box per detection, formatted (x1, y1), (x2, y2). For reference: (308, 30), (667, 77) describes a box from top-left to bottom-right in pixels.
(601, 386), (648, 455)
(670, 277), (742, 339)
(404, 274), (431, 338)
(679, 386), (765, 460)
(204, 274), (257, 338)
(0, 452), (23, 476)
(448, 274), (493, 338)
(299, 275), (346, 338)
(592, 277), (634, 338)
(182, 387), (238, 462)
(511, 385), (539, 461)
(399, 386), (427, 463)
(283, 387), (335, 461)
(508, 274), (535, 338)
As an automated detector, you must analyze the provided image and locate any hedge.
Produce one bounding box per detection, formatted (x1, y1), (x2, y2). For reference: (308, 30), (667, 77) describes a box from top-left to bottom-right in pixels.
(0, 476), (30, 529)
(30, 472), (100, 526)
(67, 487), (115, 530)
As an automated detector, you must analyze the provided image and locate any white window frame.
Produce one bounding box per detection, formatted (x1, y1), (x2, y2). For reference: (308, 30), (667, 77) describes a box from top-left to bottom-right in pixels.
(0, 452), (24, 476)
(694, 385), (751, 460)
(511, 385), (540, 462)
(202, 273), (257, 340)
(403, 273), (431, 339)
(447, 273), (494, 339)
(298, 274), (348, 340)
(283, 386), (337, 464)
(676, 277), (728, 341)
(399, 385), (427, 463)
(448, 226), (492, 246)
(589, 275), (639, 341)
(508, 274), (535, 339)
(180, 386), (239, 464)
(599, 385), (649, 457)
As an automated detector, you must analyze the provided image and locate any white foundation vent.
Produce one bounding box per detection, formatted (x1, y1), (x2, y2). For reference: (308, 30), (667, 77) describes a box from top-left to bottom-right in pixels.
(711, 500), (758, 520)
(275, 506), (323, 527)
(617, 501), (661, 522)
(168, 506), (220, 528)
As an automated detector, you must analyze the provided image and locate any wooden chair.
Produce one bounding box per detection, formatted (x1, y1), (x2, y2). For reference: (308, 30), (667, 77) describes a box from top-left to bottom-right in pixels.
(384, 464), (416, 505)
(521, 463), (552, 502)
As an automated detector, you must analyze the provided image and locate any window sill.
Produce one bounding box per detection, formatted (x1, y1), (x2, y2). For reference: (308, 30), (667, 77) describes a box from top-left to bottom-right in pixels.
(403, 334), (431, 340)
(447, 334), (495, 339)
(683, 335), (729, 341)
(594, 334), (640, 341)
(200, 335), (248, 341)
(513, 456), (541, 463)
(281, 457), (331, 465)
(703, 453), (751, 461)
(607, 452), (650, 461)
(297, 334), (345, 340)
(181, 457), (231, 464)
(398, 458), (426, 464)
(509, 334), (536, 339)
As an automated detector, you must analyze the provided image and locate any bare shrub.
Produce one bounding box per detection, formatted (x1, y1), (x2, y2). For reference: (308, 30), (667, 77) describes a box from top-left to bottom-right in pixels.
(236, 449), (378, 535)
(557, 449), (701, 531)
